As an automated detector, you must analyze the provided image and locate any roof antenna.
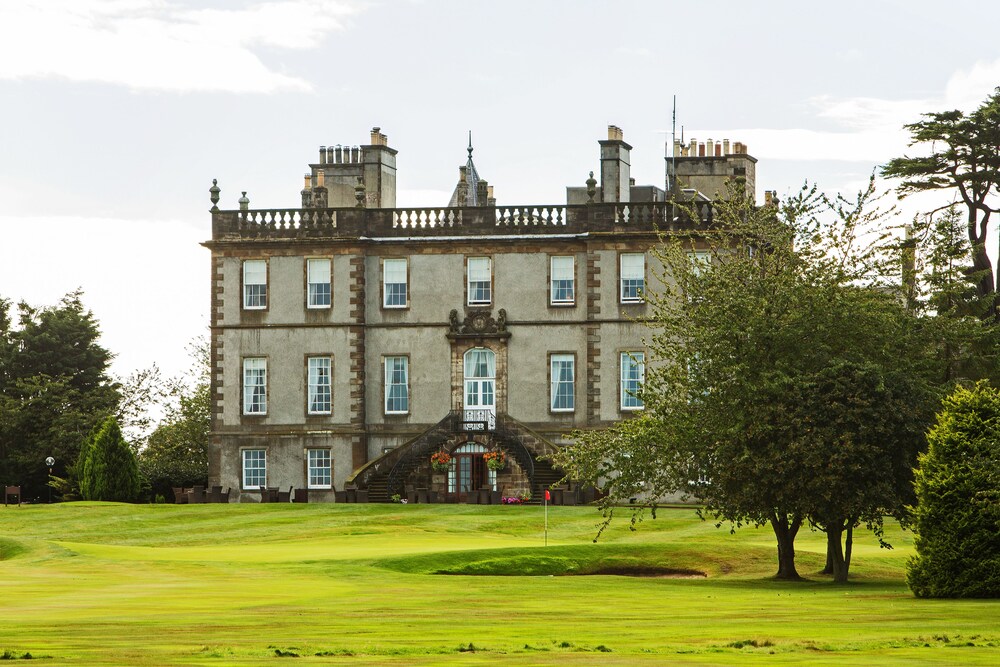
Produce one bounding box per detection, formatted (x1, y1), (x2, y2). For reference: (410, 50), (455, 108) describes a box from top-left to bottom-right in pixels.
(468, 130), (473, 159)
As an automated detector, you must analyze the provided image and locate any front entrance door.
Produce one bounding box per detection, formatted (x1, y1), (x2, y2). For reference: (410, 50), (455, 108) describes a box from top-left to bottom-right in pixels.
(463, 348), (496, 429)
(448, 442), (497, 502)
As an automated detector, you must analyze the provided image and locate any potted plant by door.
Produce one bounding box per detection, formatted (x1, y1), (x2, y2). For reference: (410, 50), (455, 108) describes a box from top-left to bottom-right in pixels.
(430, 450), (451, 473)
(483, 449), (506, 472)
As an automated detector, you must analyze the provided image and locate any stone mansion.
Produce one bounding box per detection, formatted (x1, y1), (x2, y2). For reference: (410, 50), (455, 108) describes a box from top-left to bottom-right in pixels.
(204, 126), (757, 502)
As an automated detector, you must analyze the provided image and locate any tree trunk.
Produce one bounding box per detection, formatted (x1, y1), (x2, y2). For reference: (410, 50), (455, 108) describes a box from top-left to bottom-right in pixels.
(825, 522), (850, 583)
(844, 525), (853, 571)
(967, 207), (995, 301)
(771, 513), (802, 580)
(821, 542), (833, 575)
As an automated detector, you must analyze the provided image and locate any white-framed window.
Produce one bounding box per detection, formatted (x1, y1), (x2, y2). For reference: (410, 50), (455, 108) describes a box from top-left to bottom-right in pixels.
(242, 449), (266, 488)
(307, 356), (332, 415)
(550, 354), (575, 411)
(384, 356), (409, 414)
(307, 449), (332, 489)
(688, 250), (712, 277)
(243, 260), (267, 309)
(383, 258), (407, 308)
(620, 253), (645, 303)
(307, 258), (331, 308)
(243, 357), (267, 415)
(467, 257), (492, 306)
(620, 351), (645, 410)
(550, 256), (575, 305)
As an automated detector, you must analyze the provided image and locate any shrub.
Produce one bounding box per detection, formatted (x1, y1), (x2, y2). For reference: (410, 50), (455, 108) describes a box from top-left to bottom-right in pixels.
(907, 382), (1000, 597)
(78, 417), (141, 502)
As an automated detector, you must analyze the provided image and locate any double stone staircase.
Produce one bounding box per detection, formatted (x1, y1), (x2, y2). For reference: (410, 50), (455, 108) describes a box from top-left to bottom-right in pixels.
(348, 411), (567, 503)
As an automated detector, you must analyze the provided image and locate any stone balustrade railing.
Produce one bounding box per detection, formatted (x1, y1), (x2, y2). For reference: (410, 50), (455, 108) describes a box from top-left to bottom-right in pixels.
(211, 201), (712, 241)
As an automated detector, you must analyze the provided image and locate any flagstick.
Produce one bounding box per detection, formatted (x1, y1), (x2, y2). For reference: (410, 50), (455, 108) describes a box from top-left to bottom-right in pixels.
(544, 493), (548, 547)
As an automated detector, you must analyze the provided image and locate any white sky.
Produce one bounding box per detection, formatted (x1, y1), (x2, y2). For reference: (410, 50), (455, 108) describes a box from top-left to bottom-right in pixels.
(1, 0), (999, 382)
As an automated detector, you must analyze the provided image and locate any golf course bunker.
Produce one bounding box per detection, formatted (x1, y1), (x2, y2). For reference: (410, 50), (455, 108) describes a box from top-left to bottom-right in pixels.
(585, 567), (707, 578)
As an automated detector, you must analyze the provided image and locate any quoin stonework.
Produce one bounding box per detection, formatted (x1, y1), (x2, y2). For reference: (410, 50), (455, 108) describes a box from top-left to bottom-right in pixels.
(204, 125), (758, 503)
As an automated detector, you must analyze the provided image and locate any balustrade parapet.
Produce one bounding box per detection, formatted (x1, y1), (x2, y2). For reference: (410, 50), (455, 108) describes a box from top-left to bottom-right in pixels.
(210, 201), (710, 242)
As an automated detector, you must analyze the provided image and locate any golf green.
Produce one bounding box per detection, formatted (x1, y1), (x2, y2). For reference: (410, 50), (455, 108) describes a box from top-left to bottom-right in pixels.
(0, 503), (996, 665)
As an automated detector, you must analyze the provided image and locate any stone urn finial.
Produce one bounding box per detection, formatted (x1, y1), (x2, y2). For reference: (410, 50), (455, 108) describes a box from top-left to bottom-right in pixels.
(210, 179), (221, 211)
(238, 191), (250, 212)
(355, 176), (366, 208)
(586, 171), (597, 204)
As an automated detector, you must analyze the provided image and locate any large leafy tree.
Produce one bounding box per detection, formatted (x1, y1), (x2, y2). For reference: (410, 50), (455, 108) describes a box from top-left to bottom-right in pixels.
(557, 181), (945, 581)
(882, 88), (1000, 310)
(138, 339), (210, 501)
(0, 292), (119, 499)
(907, 382), (1000, 598)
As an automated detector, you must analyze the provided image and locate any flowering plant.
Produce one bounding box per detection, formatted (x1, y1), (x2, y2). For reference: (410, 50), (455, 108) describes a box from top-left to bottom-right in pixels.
(430, 450), (451, 472)
(502, 492), (531, 505)
(483, 449), (506, 471)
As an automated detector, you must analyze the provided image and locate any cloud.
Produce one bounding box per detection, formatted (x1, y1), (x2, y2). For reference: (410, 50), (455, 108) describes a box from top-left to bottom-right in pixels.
(0, 0), (360, 93)
(945, 59), (1000, 111)
(692, 57), (1000, 164)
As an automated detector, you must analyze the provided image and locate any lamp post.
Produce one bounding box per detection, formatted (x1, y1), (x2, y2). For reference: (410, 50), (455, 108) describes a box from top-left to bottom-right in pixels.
(45, 457), (54, 504)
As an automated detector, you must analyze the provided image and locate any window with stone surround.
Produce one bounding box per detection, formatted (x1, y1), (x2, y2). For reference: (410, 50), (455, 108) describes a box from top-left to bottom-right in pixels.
(550, 354), (575, 411)
(242, 449), (266, 488)
(307, 258), (331, 308)
(619, 253), (645, 303)
(243, 357), (267, 415)
(307, 449), (332, 489)
(384, 355), (409, 414)
(620, 351), (645, 410)
(467, 257), (492, 306)
(688, 250), (712, 276)
(243, 260), (267, 309)
(550, 256), (575, 305)
(382, 258), (407, 308)
(307, 356), (332, 415)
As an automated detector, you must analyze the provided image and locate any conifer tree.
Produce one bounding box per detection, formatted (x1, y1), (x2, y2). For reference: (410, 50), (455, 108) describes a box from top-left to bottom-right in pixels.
(80, 417), (140, 502)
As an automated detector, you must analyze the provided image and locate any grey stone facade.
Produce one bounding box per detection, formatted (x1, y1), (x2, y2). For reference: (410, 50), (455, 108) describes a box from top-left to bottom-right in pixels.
(205, 126), (756, 502)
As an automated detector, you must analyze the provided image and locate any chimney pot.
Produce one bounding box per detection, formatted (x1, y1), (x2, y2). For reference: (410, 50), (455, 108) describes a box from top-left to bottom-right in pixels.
(723, 139), (730, 155)
(607, 125), (624, 141)
(316, 171), (325, 187)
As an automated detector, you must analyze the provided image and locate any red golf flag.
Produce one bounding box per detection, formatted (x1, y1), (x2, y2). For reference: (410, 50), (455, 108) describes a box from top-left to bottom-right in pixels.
(544, 489), (551, 501)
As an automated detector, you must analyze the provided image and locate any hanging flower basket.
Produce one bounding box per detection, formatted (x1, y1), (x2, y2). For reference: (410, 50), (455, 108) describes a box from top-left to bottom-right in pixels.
(430, 450), (451, 473)
(483, 449), (506, 471)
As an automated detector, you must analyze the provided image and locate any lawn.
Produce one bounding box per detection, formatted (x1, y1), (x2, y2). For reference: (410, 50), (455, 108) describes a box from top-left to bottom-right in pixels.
(0, 502), (997, 666)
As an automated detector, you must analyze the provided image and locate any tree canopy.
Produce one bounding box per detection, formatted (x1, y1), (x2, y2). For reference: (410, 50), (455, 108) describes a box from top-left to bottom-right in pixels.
(556, 181), (947, 581)
(0, 291), (119, 499)
(882, 87), (1000, 309)
(138, 340), (210, 502)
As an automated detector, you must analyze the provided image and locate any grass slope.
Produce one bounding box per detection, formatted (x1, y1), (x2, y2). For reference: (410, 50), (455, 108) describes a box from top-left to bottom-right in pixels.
(0, 503), (997, 665)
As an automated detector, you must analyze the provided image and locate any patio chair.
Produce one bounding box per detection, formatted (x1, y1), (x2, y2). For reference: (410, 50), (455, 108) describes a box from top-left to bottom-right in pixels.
(172, 487), (188, 504)
(188, 486), (205, 504)
(4, 486), (21, 506)
(293, 488), (309, 503)
(355, 489), (369, 503)
(277, 486), (292, 503)
(334, 488), (347, 503)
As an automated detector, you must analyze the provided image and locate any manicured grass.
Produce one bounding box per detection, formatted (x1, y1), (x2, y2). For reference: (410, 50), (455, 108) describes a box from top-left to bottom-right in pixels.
(0, 502), (997, 665)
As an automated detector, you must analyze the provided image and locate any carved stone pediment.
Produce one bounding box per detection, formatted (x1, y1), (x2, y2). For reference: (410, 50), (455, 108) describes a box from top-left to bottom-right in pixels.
(447, 308), (511, 340)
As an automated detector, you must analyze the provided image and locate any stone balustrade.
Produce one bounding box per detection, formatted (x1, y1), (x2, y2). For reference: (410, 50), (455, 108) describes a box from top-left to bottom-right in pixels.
(211, 201), (712, 241)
